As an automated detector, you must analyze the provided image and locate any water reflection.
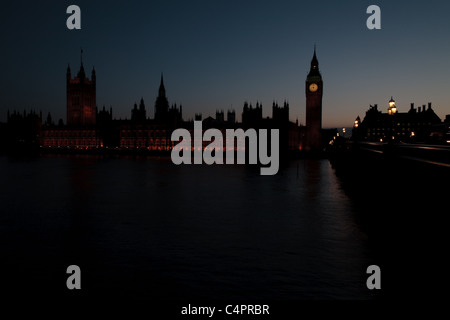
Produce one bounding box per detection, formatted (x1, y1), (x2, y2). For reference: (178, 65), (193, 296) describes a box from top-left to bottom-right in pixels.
(2, 155), (375, 301)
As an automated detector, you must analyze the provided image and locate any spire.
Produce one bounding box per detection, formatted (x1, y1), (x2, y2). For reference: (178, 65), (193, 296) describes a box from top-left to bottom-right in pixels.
(77, 48), (86, 78)
(311, 45), (318, 70)
(158, 73), (166, 97)
(307, 45), (321, 79)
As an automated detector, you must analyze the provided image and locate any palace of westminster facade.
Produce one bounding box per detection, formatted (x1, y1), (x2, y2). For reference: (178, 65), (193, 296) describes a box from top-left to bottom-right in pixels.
(2, 50), (448, 152)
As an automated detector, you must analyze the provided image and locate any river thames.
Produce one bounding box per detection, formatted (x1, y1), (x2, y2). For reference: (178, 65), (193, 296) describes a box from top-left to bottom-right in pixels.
(2, 154), (423, 303)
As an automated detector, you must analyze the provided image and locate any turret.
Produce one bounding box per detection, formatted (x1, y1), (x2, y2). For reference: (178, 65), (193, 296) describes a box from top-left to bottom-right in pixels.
(388, 97), (397, 115)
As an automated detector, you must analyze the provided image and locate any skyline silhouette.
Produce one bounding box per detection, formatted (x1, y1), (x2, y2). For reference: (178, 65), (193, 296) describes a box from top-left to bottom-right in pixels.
(1, 1), (449, 127)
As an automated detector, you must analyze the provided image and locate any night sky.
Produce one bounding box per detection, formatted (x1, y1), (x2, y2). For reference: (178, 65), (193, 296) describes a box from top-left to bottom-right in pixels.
(1, 0), (449, 127)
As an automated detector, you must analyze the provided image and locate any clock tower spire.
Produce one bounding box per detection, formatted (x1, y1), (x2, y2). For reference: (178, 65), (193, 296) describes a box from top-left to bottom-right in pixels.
(305, 46), (323, 151)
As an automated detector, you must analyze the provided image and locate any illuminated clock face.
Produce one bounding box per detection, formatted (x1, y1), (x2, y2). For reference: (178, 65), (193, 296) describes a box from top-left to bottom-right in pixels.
(309, 83), (318, 92)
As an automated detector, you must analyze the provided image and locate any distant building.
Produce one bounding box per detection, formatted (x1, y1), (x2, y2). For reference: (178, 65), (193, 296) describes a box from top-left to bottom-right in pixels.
(216, 110), (224, 123)
(119, 124), (168, 150)
(4, 49), (338, 154)
(118, 74), (181, 150)
(154, 74), (170, 124)
(41, 128), (100, 148)
(353, 98), (443, 143)
(242, 102), (262, 128)
(5, 110), (42, 150)
(305, 47), (323, 151)
(66, 54), (96, 127)
(131, 98), (147, 124)
(227, 110), (236, 124)
(195, 113), (202, 121)
(41, 53), (101, 149)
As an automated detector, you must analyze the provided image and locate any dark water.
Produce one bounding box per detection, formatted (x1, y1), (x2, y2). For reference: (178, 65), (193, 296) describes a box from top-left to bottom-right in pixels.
(1, 155), (377, 302)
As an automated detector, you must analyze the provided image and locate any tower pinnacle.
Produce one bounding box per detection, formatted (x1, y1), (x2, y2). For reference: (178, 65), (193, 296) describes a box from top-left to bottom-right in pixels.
(159, 73), (166, 97)
(307, 46), (321, 79)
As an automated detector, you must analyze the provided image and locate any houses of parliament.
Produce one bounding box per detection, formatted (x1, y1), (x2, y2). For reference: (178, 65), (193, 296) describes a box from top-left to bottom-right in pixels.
(2, 49), (335, 153)
(3, 49), (446, 153)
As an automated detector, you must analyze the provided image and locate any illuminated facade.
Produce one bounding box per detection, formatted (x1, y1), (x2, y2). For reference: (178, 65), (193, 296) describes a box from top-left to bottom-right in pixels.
(66, 56), (96, 127)
(41, 129), (100, 148)
(353, 99), (443, 142)
(6, 52), (335, 153)
(41, 54), (101, 149)
(119, 126), (170, 150)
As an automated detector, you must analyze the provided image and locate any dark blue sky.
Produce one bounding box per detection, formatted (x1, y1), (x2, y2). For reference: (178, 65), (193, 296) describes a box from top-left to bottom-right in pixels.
(1, 0), (449, 127)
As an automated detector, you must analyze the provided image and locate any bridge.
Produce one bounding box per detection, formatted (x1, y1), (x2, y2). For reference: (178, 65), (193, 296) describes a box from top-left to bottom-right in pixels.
(330, 140), (450, 169)
(350, 142), (450, 168)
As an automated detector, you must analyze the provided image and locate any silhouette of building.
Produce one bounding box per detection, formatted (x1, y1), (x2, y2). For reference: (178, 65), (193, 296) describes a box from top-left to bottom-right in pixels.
(227, 110), (236, 124)
(154, 74), (170, 124)
(242, 102), (263, 128)
(5, 110), (42, 150)
(41, 52), (101, 149)
(3, 49), (347, 153)
(118, 74), (182, 150)
(305, 47), (323, 151)
(131, 98), (147, 124)
(272, 101), (290, 153)
(168, 103), (183, 128)
(66, 51), (96, 127)
(353, 98), (443, 142)
(216, 110), (225, 123)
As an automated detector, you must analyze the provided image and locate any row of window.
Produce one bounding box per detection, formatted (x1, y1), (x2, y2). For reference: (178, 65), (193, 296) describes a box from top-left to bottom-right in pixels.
(366, 122), (433, 127)
(120, 139), (169, 148)
(43, 131), (97, 138)
(121, 130), (166, 138)
(42, 139), (99, 147)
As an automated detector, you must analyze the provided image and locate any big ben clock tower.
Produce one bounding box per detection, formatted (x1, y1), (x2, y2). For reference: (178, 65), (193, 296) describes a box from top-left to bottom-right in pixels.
(305, 47), (323, 151)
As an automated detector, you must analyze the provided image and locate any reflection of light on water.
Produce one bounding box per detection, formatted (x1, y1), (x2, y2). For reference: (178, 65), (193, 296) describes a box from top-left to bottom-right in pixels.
(1, 156), (374, 300)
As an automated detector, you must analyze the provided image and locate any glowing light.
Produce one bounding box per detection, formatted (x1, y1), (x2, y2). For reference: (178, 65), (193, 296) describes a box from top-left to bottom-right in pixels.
(389, 97), (396, 107)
